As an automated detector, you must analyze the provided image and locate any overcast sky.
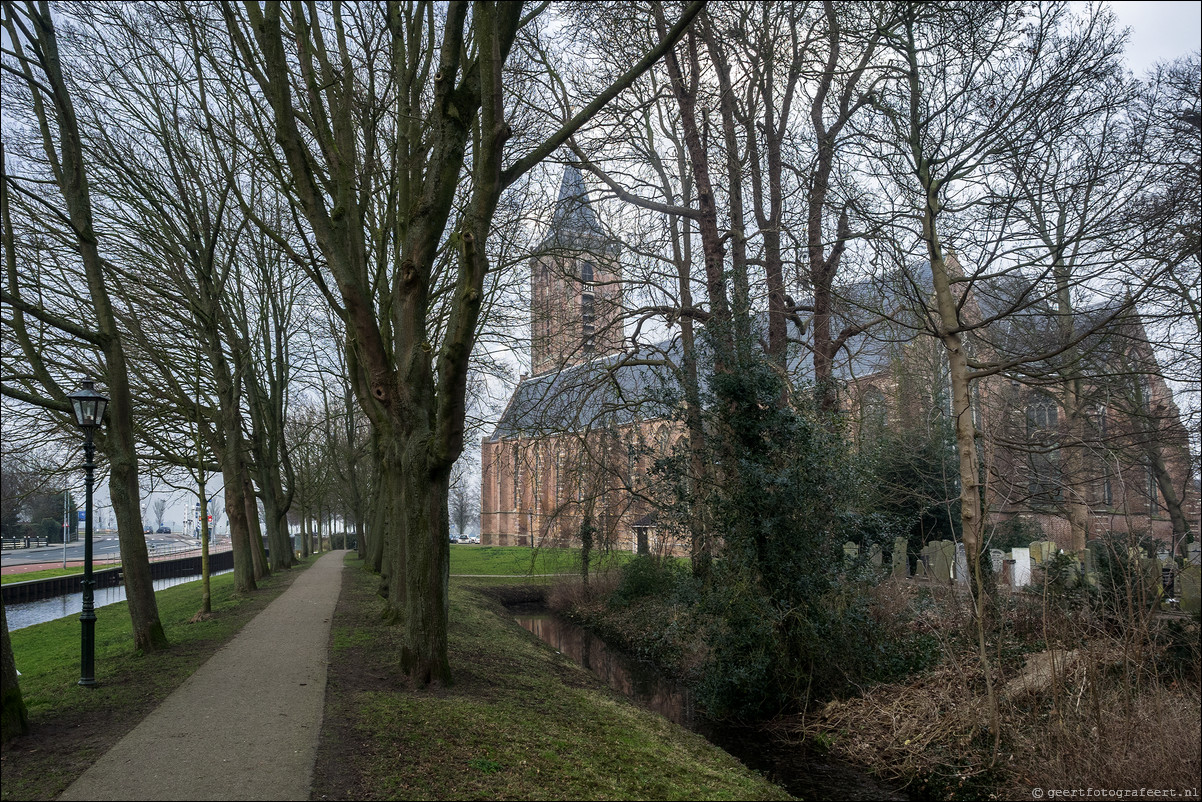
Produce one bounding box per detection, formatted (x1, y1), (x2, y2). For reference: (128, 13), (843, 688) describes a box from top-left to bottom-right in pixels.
(1109, 1), (1201, 74)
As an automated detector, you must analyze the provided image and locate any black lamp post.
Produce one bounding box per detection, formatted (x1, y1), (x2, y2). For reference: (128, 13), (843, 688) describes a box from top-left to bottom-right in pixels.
(67, 379), (108, 687)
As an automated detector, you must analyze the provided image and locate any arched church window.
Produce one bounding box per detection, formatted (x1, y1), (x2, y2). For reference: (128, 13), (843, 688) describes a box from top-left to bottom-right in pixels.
(1025, 393), (1061, 504)
(1026, 393), (1058, 438)
(512, 443), (522, 511)
(580, 260), (594, 284)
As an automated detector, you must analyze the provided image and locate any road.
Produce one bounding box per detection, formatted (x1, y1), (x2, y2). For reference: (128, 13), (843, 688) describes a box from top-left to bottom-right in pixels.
(1, 533), (206, 573)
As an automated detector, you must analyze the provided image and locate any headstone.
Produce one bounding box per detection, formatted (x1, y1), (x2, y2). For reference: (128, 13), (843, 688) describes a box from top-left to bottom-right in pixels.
(954, 543), (969, 584)
(914, 559), (928, 579)
(869, 544), (883, 567)
(933, 540), (955, 583)
(1187, 543), (1201, 566)
(844, 541), (859, 562)
(893, 537), (909, 578)
(1034, 540), (1057, 564)
(1029, 540), (1058, 564)
(1063, 554), (1081, 588)
(1083, 546), (1099, 587)
(989, 549), (1006, 575)
(1010, 547), (1032, 587)
(1178, 565), (1200, 615)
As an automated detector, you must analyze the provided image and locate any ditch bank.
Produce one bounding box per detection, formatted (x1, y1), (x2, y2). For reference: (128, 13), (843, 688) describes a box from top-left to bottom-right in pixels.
(481, 584), (906, 801)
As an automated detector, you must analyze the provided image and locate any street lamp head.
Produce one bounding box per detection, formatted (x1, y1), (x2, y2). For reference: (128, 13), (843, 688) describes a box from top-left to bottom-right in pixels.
(68, 380), (109, 431)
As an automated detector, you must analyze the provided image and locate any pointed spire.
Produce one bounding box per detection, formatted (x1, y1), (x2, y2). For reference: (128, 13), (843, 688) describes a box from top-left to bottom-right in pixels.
(550, 164), (602, 235)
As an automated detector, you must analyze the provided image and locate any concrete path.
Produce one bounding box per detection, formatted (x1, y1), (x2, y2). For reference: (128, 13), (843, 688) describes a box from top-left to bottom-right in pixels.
(60, 550), (347, 802)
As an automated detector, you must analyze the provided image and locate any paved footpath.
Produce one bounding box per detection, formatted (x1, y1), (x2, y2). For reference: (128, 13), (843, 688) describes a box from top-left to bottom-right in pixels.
(60, 550), (347, 802)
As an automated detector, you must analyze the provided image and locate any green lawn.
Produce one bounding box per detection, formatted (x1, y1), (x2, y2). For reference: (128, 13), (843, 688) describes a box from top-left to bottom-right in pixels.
(3, 544), (637, 585)
(449, 544), (637, 576)
(311, 556), (793, 801)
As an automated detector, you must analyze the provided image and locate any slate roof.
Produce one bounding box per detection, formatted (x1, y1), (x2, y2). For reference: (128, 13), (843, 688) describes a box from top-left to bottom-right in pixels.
(488, 344), (682, 441)
(490, 257), (1136, 440)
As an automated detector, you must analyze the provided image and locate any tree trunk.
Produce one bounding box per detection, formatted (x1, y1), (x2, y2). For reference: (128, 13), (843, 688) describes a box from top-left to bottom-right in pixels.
(223, 474), (256, 593)
(242, 468), (269, 580)
(1, 597), (28, 742)
(398, 464), (451, 686)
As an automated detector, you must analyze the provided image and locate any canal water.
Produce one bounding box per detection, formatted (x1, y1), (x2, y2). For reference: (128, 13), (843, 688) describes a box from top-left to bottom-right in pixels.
(515, 611), (906, 801)
(6, 570), (234, 631)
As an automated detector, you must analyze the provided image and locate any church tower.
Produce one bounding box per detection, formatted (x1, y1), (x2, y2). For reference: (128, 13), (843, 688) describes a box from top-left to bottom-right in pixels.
(530, 165), (623, 376)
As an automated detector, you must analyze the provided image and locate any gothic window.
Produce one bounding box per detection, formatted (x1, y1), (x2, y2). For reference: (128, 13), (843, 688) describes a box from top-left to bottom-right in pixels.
(555, 451), (565, 503)
(1026, 394), (1058, 436)
(1145, 465), (1160, 513)
(532, 447), (541, 513)
(580, 260), (594, 284)
(1026, 393), (1061, 503)
(512, 443), (522, 511)
(496, 450), (503, 506)
(627, 439), (637, 486)
(577, 448), (586, 502)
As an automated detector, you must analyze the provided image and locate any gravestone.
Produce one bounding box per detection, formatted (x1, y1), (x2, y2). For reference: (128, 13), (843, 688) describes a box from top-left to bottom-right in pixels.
(954, 543), (969, 584)
(918, 543), (932, 578)
(893, 537), (909, 578)
(1187, 543), (1201, 566)
(989, 549), (1006, 575)
(1030, 540), (1056, 564)
(1009, 547), (1032, 587)
(1178, 565), (1200, 616)
(844, 541), (859, 562)
(869, 544), (883, 567)
(932, 540), (955, 583)
(914, 558), (929, 579)
(1083, 546), (1099, 587)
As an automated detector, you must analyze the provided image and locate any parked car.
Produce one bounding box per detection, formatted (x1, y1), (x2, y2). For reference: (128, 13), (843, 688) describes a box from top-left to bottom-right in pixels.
(156, 526), (172, 534)
(457, 535), (469, 543)
(468, 535), (480, 544)
(143, 526), (153, 534)
(449, 535), (458, 544)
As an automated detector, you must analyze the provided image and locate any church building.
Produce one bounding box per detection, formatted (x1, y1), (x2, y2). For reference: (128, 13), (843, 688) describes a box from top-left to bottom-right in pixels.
(480, 166), (678, 552)
(480, 167), (1198, 557)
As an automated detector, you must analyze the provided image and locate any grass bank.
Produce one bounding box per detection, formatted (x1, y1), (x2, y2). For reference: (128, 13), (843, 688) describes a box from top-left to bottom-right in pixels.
(448, 544), (636, 576)
(311, 555), (792, 801)
(1, 559), (311, 801)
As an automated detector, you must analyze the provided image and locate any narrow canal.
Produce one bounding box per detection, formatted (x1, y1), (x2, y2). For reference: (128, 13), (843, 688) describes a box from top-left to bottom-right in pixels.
(6, 570), (233, 631)
(515, 611), (906, 801)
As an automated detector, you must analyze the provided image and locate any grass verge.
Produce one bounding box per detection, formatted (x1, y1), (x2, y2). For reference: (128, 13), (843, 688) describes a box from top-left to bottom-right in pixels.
(311, 556), (792, 801)
(1, 558), (313, 800)
(2, 567), (96, 585)
(448, 544), (637, 576)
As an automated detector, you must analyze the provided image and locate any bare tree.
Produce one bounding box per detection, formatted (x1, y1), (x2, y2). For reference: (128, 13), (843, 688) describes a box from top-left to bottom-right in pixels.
(1, 1), (166, 651)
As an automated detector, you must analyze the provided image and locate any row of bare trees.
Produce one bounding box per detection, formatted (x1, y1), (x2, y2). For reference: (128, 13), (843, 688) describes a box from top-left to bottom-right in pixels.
(2, 0), (707, 692)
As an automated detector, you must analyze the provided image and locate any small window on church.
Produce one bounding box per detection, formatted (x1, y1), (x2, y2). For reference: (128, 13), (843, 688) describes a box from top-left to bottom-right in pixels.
(1026, 394), (1058, 439)
(580, 261), (594, 284)
(1145, 465), (1159, 513)
(512, 443), (522, 511)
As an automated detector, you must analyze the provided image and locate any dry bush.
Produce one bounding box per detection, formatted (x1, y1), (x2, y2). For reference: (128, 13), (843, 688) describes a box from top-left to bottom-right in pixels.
(1002, 665), (1201, 795)
(800, 576), (1202, 797)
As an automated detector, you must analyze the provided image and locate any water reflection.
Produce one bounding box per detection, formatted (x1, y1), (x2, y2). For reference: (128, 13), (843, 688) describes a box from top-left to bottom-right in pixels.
(6, 570), (234, 631)
(518, 614), (701, 728)
(516, 611), (907, 801)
